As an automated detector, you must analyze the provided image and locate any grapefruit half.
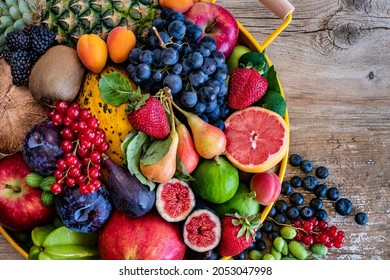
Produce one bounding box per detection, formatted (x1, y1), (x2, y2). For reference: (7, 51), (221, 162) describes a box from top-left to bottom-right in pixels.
(224, 106), (289, 173)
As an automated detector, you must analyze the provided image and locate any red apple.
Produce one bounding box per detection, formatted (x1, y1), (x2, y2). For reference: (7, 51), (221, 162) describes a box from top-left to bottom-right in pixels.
(0, 152), (56, 232)
(98, 210), (187, 260)
(185, 2), (239, 58)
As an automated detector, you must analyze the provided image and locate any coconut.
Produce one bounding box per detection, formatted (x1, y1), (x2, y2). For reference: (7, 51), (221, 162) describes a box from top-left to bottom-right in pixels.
(0, 59), (48, 155)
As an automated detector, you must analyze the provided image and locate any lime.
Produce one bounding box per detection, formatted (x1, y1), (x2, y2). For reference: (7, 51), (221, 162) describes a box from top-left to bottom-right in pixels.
(211, 182), (260, 216)
(257, 90), (287, 117)
(191, 156), (239, 203)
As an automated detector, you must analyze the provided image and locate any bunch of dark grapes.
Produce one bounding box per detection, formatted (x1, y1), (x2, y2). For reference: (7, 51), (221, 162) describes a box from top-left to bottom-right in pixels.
(3, 25), (55, 86)
(126, 8), (231, 130)
(47, 101), (109, 195)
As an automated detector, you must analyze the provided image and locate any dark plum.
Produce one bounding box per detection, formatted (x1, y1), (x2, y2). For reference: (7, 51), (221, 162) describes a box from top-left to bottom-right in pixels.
(22, 119), (64, 176)
(55, 184), (113, 233)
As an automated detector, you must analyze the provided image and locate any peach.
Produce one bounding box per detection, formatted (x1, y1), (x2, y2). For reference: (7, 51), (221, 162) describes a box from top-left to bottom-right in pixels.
(160, 0), (194, 13)
(77, 34), (107, 74)
(107, 27), (136, 63)
(249, 172), (281, 206)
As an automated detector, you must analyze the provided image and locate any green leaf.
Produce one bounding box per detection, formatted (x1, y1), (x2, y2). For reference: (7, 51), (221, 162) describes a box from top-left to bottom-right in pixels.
(264, 65), (280, 93)
(140, 136), (172, 166)
(99, 72), (132, 106)
(174, 157), (195, 183)
(237, 226), (246, 238)
(120, 130), (139, 164)
(126, 131), (156, 190)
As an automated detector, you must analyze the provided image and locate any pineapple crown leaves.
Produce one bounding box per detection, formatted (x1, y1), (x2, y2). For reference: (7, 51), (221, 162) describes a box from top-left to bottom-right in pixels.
(226, 212), (262, 242)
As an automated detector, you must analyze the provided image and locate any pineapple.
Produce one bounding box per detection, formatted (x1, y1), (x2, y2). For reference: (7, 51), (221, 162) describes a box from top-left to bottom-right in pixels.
(0, 0), (160, 53)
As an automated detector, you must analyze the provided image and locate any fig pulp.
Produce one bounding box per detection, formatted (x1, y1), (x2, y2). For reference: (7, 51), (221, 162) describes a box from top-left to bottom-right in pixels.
(103, 155), (155, 218)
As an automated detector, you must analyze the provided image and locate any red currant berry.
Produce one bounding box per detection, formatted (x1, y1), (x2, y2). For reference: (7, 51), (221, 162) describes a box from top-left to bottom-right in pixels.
(60, 140), (74, 152)
(318, 233), (330, 244)
(92, 136), (104, 146)
(303, 221), (314, 233)
(61, 128), (76, 140)
(294, 231), (304, 241)
(91, 179), (102, 189)
(318, 221), (328, 230)
(62, 115), (73, 126)
(335, 234), (345, 243)
(65, 154), (78, 167)
(56, 100), (69, 114)
(308, 217), (318, 226)
(333, 240), (343, 248)
(80, 139), (92, 150)
(51, 182), (63, 194)
(293, 220), (303, 228)
(76, 174), (87, 185)
(84, 128), (96, 141)
(48, 110), (56, 119)
(325, 241), (334, 248)
(70, 102), (80, 109)
(52, 113), (63, 125)
(80, 108), (92, 121)
(78, 183), (89, 195)
(66, 177), (76, 188)
(88, 166), (100, 179)
(56, 159), (68, 171)
(89, 151), (101, 164)
(98, 141), (109, 153)
(77, 121), (88, 133)
(303, 234), (314, 246)
(337, 230), (345, 237)
(328, 226), (338, 238)
(95, 129), (106, 139)
(68, 166), (81, 178)
(87, 117), (99, 129)
(67, 106), (80, 120)
(54, 169), (64, 180)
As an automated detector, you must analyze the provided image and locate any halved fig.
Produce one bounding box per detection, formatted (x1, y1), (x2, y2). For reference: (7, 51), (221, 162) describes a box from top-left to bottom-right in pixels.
(183, 209), (221, 253)
(155, 178), (196, 222)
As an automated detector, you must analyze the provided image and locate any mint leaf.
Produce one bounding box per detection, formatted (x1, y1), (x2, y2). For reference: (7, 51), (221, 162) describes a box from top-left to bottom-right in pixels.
(99, 71), (132, 106)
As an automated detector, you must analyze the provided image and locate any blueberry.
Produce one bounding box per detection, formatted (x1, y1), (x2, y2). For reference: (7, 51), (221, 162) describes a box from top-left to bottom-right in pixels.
(181, 90), (198, 108)
(274, 213), (287, 224)
(286, 206), (300, 220)
(335, 198), (353, 216)
(290, 176), (303, 188)
(299, 206), (314, 220)
(310, 198), (323, 210)
(288, 154), (302, 166)
(315, 166), (329, 179)
(314, 184), (328, 197)
(255, 240), (267, 251)
(326, 187), (340, 201)
(210, 119), (225, 131)
(300, 160), (314, 173)
(275, 200), (288, 213)
(261, 220), (273, 233)
(255, 230), (263, 241)
(355, 212), (368, 225)
(281, 181), (293, 195)
(269, 231), (280, 241)
(315, 209), (328, 221)
(290, 192), (304, 206)
(267, 206), (277, 218)
(233, 251), (246, 260)
(303, 176), (318, 191)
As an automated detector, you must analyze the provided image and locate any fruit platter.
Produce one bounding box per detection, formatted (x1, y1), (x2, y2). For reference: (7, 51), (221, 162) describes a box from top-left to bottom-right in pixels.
(0, 0), (297, 260)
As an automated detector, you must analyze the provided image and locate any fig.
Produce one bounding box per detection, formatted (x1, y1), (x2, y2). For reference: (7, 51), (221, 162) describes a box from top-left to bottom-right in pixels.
(22, 119), (64, 176)
(155, 178), (196, 222)
(55, 184), (113, 233)
(183, 208), (221, 253)
(102, 155), (155, 218)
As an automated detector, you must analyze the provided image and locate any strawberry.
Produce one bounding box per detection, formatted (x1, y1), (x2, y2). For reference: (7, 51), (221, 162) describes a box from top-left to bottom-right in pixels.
(227, 68), (268, 110)
(217, 212), (261, 257)
(127, 89), (170, 139)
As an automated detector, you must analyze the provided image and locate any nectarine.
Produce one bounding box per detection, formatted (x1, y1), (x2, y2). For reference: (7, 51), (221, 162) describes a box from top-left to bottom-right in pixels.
(77, 34), (107, 74)
(160, 0), (193, 13)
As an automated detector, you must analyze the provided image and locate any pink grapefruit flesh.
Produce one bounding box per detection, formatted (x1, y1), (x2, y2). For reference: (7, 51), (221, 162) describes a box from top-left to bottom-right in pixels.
(224, 106), (289, 173)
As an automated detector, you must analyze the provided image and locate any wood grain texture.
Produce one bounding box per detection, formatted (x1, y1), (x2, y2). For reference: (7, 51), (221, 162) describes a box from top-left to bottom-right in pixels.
(1, 0), (389, 260)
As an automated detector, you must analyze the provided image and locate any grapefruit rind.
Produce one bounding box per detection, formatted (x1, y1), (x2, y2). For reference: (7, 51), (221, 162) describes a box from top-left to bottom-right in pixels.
(224, 106), (289, 173)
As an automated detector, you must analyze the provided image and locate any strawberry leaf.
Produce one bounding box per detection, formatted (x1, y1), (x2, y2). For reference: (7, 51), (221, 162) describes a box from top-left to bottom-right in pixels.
(99, 71), (133, 106)
(237, 226), (246, 238)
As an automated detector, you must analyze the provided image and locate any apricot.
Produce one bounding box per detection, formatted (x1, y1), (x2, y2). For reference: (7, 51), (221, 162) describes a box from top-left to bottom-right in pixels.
(107, 27), (136, 63)
(160, 0), (193, 13)
(77, 34), (107, 74)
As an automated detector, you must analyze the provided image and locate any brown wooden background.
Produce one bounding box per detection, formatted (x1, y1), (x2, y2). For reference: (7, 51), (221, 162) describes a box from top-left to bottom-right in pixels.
(1, 0), (389, 260)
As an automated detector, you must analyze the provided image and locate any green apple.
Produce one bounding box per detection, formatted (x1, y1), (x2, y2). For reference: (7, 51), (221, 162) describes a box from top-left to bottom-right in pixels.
(226, 44), (252, 73)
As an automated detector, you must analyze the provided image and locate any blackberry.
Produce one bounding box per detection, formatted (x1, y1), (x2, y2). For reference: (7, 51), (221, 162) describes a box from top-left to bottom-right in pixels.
(30, 26), (56, 55)
(3, 47), (14, 64)
(5, 30), (30, 50)
(355, 212), (368, 225)
(10, 50), (32, 86)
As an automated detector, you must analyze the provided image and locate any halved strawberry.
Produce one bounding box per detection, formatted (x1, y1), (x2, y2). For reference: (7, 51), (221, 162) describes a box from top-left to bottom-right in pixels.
(227, 68), (268, 110)
(127, 90), (170, 140)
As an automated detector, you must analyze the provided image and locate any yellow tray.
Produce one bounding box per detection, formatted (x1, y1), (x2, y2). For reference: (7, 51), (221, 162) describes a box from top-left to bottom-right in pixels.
(0, 0), (294, 260)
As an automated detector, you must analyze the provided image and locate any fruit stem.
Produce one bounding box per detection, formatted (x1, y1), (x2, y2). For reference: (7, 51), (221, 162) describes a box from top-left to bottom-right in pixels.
(205, 19), (219, 34)
(5, 184), (21, 193)
(167, 98), (176, 133)
(152, 27), (166, 49)
(171, 99), (190, 118)
(213, 155), (221, 166)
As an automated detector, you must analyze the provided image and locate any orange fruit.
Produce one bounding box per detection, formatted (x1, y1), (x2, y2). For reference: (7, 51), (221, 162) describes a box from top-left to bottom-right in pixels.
(224, 106), (289, 173)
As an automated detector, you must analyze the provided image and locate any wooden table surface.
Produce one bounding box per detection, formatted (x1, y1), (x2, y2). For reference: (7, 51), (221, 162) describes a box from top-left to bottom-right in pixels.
(1, 0), (389, 260)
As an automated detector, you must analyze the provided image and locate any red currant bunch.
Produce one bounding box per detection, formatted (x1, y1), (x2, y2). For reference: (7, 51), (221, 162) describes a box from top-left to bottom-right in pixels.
(48, 101), (109, 195)
(292, 217), (345, 248)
